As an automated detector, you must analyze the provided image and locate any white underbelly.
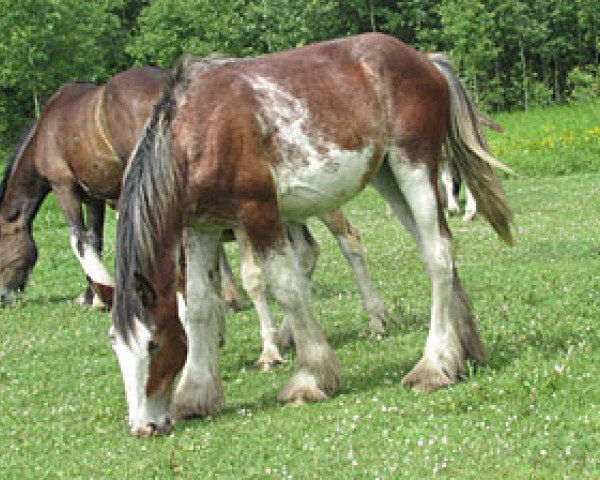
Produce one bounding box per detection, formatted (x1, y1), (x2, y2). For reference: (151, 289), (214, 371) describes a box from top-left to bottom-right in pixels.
(274, 144), (375, 220)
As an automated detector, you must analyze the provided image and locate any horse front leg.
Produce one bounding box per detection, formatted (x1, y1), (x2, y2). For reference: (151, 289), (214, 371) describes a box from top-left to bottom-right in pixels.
(263, 240), (341, 403)
(172, 229), (225, 420)
(81, 198), (109, 308)
(53, 184), (113, 307)
(319, 209), (389, 334)
(276, 222), (320, 348)
(241, 201), (340, 403)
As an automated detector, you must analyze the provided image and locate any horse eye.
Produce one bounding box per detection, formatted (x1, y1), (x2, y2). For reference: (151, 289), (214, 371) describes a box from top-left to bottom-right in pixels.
(148, 339), (160, 355)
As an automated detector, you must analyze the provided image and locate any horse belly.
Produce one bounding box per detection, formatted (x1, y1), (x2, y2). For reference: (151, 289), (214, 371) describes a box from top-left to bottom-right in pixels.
(275, 144), (378, 220)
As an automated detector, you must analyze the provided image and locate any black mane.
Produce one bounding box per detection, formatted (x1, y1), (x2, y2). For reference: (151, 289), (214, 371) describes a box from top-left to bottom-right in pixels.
(0, 121), (37, 205)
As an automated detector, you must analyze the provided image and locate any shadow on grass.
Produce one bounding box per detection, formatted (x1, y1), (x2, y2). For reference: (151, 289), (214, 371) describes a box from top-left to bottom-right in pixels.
(2, 294), (76, 310)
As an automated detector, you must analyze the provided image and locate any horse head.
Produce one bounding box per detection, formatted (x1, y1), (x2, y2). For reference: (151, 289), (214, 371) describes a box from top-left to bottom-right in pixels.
(0, 220), (37, 304)
(110, 259), (187, 436)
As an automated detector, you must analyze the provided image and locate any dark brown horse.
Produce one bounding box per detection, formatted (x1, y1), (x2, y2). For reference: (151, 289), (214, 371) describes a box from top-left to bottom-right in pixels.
(0, 67), (169, 304)
(112, 33), (513, 436)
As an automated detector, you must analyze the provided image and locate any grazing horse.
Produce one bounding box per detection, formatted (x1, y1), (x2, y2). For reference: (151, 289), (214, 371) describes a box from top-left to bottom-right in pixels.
(0, 66), (169, 305)
(112, 32), (513, 436)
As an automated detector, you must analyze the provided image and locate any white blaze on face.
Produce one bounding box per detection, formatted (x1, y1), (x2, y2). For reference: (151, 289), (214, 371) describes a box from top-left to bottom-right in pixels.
(246, 75), (376, 219)
(109, 320), (170, 431)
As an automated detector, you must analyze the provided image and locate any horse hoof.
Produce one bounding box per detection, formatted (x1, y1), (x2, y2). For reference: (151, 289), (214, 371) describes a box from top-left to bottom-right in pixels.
(401, 357), (454, 393)
(278, 373), (329, 404)
(369, 313), (388, 335)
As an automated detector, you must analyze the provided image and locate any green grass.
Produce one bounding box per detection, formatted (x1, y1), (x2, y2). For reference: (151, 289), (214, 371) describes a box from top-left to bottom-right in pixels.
(1, 103), (599, 478)
(486, 100), (600, 176)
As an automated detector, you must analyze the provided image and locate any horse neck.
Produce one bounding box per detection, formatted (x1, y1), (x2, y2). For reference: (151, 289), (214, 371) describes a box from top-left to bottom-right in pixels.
(0, 136), (49, 229)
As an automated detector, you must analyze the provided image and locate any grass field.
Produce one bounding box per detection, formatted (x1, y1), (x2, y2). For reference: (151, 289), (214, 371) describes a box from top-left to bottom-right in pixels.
(0, 102), (599, 478)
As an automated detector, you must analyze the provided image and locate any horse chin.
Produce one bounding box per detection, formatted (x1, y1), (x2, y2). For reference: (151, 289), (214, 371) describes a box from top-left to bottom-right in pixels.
(0, 288), (14, 306)
(0, 267), (32, 306)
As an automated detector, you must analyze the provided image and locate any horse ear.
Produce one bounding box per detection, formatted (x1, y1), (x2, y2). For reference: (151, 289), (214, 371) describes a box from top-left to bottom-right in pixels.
(133, 272), (157, 308)
(86, 276), (114, 309)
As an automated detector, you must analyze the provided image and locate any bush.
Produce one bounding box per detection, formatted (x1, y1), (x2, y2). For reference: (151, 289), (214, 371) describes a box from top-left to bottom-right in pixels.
(567, 65), (600, 103)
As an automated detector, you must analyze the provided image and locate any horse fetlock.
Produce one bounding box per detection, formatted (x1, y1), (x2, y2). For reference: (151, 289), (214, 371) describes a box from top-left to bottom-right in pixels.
(256, 344), (286, 371)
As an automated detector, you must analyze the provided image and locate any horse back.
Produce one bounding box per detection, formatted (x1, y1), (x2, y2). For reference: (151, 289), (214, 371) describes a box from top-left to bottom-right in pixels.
(173, 33), (449, 221)
(102, 67), (169, 161)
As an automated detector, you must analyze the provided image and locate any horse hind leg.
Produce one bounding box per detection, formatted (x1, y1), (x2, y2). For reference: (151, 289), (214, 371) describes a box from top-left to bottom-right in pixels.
(319, 209), (389, 334)
(440, 160), (460, 216)
(374, 153), (485, 392)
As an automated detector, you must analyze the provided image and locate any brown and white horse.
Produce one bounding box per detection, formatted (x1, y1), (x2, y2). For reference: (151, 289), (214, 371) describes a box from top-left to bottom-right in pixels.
(0, 66), (169, 305)
(112, 33), (513, 436)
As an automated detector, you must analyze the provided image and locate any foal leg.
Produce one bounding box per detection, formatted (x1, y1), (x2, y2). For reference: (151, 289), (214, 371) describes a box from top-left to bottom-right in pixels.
(319, 209), (389, 334)
(462, 185), (477, 222)
(219, 245), (245, 312)
(440, 160), (460, 216)
(374, 158), (485, 392)
(235, 229), (285, 370)
(172, 229), (225, 419)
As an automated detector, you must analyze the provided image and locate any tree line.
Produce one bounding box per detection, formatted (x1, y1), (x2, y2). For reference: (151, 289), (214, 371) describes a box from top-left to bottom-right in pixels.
(0, 0), (598, 148)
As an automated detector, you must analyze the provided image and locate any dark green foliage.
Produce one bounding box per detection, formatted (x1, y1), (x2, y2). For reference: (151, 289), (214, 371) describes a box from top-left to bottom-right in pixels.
(0, 0), (598, 151)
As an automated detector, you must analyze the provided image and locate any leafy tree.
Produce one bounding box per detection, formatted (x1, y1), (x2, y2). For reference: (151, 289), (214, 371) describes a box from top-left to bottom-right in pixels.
(0, 0), (126, 143)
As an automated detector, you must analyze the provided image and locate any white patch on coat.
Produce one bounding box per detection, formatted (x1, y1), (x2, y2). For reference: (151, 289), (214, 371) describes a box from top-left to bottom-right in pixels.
(70, 234), (113, 286)
(246, 75), (375, 220)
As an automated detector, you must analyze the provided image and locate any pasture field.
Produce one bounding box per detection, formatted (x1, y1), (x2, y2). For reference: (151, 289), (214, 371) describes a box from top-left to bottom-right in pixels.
(0, 102), (599, 478)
